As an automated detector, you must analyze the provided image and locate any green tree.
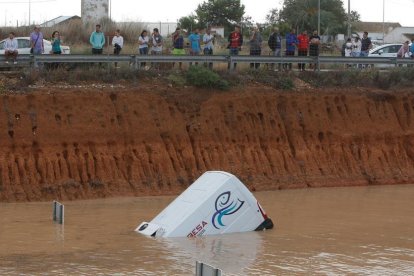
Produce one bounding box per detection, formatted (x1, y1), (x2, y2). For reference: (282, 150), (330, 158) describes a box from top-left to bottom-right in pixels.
(350, 10), (361, 23)
(195, 0), (245, 33)
(279, 0), (350, 35)
(265, 8), (280, 25)
(178, 14), (200, 31)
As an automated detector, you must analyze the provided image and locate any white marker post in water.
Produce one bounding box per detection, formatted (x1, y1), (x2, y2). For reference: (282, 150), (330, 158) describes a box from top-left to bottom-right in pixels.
(52, 201), (64, 225)
(135, 171), (274, 238)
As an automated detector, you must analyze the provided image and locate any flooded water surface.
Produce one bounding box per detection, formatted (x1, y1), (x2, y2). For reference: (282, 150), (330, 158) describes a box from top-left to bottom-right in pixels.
(1, 185), (414, 275)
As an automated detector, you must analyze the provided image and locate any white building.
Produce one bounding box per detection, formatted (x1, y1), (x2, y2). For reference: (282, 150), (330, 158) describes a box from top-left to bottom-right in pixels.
(384, 27), (414, 43)
(144, 22), (178, 37)
(81, 0), (109, 23)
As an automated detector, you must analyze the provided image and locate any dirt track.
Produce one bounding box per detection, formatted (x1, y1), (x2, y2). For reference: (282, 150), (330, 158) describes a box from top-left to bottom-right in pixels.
(1, 84), (414, 202)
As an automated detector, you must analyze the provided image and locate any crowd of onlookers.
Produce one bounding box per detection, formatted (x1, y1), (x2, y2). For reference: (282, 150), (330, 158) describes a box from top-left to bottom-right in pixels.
(4, 23), (412, 70)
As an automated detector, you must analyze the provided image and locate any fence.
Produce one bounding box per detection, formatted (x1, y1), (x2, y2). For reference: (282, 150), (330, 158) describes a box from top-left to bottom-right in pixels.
(2, 54), (414, 70)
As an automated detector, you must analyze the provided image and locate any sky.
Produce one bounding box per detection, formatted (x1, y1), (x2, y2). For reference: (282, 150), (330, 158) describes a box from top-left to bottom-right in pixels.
(1, 0), (414, 27)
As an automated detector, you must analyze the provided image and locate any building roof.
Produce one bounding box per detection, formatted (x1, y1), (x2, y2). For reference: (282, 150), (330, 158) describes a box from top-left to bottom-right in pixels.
(353, 21), (401, 34)
(40, 16), (81, 28)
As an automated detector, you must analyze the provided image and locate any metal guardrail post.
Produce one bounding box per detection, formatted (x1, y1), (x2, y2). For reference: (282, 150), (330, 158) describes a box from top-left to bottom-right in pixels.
(229, 56), (235, 71)
(317, 56), (320, 72)
(196, 261), (222, 276)
(30, 54), (35, 69)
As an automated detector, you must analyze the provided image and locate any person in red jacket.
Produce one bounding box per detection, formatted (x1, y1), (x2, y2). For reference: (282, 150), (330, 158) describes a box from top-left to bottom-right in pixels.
(297, 30), (310, 71)
(228, 25), (243, 55)
(228, 25), (243, 69)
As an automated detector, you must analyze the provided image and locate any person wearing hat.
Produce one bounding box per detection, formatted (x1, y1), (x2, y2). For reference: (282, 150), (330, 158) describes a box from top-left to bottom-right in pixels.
(90, 24), (105, 54)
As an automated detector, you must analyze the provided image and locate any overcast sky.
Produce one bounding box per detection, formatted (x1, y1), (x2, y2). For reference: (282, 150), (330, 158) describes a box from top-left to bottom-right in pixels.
(1, 0), (414, 27)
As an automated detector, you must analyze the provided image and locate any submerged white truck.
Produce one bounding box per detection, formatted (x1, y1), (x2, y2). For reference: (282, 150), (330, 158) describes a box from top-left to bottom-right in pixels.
(136, 171), (274, 238)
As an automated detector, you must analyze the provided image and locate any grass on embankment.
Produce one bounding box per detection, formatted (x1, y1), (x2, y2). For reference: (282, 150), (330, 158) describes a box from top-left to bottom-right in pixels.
(1, 65), (414, 94)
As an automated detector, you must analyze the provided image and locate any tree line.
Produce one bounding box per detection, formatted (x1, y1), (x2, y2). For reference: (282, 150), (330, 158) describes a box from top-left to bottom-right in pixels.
(179, 0), (360, 36)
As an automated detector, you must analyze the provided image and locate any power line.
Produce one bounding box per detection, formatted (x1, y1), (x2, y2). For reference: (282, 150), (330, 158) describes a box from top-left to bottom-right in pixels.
(0, 0), (55, 3)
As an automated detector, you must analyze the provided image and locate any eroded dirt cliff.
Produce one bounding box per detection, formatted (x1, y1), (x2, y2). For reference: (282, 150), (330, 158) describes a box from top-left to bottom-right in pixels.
(1, 85), (414, 202)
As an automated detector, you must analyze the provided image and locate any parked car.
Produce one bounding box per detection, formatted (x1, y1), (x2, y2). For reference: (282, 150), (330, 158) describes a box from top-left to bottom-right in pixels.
(0, 37), (70, 55)
(368, 43), (403, 68)
(369, 43), (403, 58)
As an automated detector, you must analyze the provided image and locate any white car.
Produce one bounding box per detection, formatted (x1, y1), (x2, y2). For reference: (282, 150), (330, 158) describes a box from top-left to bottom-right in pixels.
(369, 43), (403, 58)
(368, 43), (403, 68)
(0, 37), (70, 55)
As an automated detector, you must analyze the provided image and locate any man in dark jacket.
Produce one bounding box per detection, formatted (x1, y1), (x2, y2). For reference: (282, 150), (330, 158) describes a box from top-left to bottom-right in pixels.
(268, 27), (282, 70)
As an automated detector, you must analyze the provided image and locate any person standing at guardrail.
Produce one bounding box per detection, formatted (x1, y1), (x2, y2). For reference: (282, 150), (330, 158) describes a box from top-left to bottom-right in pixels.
(138, 30), (149, 69)
(360, 32), (372, 57)
(397, 41), (410, 61)
(309, 30), (320, 71)
(352, 37), (361, 57)
(249, 27), (263, 69)
(151, 28), (163, 69)
(360, 32), (372, 69)
(189, 28), (201, 66)
(90, 24), (105, 55)
(50, 31), (62, 69)
(112, 29), (124, 68)
(268, 27), (282, 71)
(285, 29), (298, 71)
(172, 27), (185, 69)
(30, 25), (44, 69)
(297, 30), (309, 71)
(228, 25), (243, 69)
(51, 31), (62, 54)
(4, 32), (18, 65)
(411, 39), (414, 58)
(203, 28), (214, 69)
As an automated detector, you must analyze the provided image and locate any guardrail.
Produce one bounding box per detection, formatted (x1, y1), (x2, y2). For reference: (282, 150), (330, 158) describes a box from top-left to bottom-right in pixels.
(1, 54), (414, 70)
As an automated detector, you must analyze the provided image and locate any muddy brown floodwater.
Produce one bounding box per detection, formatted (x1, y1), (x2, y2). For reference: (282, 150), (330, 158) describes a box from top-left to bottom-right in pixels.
(1, 184), (414, 275)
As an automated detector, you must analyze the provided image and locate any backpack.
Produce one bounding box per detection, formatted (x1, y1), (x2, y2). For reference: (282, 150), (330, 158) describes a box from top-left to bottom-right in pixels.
(268, 33), (277, 50)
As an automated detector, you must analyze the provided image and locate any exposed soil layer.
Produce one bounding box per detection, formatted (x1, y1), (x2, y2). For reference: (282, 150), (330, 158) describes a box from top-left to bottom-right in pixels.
(1, 85), (414, 202)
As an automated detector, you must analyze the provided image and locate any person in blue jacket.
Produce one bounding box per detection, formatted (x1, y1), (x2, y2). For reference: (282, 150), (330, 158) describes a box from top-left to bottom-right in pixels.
(285, 29), (298, 70)
(90, 24), (105, 54)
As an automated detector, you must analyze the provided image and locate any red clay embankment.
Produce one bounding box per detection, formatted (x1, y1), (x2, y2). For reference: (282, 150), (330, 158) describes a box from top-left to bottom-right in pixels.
(1, 85), (414, 202)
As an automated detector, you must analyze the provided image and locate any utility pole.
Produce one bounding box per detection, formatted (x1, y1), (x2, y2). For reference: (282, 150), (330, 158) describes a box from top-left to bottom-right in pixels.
(382, 0), (385, 43)
(109, 0), (111, 21)
(318, 0), (320, 35)
(347, 0), (351, 38)
(29, 0), (31, 26)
